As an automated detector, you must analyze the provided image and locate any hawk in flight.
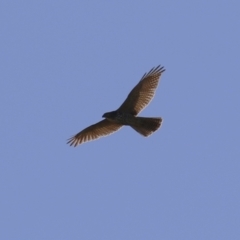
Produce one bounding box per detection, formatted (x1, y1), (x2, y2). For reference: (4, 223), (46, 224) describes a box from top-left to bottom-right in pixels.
(67, 65), (165, 146)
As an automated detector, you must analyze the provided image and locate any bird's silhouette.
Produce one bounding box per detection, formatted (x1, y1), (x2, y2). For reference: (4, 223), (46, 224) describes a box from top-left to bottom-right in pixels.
(67, 65), (165, 146)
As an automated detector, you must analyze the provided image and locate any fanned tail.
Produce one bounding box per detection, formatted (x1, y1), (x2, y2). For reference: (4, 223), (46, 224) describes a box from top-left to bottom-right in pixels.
(130, 117), (163, 137)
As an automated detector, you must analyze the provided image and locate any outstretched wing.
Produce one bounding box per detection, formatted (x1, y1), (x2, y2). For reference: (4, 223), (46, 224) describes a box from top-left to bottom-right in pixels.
(67, 119), (122, 147)
(117, 65), (165, 115)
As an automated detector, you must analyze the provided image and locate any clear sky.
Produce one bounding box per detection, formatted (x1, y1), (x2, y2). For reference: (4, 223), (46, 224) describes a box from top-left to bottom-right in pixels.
(1, 1), (240, 239)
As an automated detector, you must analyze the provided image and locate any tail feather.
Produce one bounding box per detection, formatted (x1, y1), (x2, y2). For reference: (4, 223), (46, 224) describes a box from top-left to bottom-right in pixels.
(130, 117), (163, 137)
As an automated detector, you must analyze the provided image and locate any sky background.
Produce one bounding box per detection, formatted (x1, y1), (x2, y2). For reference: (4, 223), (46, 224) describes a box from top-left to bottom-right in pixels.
(1, 1), (240, 239)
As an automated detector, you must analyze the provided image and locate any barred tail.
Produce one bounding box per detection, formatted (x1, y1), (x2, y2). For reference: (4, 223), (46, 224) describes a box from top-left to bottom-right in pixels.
(130, 117), (163, 137)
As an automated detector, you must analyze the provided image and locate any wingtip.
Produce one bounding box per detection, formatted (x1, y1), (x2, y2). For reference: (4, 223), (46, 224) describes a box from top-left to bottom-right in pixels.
(156, 65), (166, 73)
(67, 136), (78, 147)
(143, 65), (166, 79)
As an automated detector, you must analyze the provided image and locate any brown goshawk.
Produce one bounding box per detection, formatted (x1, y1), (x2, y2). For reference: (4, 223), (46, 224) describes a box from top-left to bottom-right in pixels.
(67, 65), (165, 146)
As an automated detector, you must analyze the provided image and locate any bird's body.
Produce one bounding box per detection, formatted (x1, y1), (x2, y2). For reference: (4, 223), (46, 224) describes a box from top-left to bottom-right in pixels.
(103, 111), (138, 125)
(103, 111), (162, 136)
(67, 65), (165, 146)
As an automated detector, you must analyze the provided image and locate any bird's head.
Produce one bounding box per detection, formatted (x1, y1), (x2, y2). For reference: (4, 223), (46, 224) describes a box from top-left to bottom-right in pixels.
(102, 111), (116, 120)
(102, 112), (109, 118)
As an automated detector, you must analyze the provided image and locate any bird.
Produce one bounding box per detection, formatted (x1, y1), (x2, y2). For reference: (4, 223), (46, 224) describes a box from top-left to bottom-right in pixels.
(67, 65), (165, 147)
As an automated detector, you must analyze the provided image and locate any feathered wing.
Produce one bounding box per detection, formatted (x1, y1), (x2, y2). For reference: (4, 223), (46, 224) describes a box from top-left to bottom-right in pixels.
(67, 119), (122, 146)
(117, 65), (165, 115)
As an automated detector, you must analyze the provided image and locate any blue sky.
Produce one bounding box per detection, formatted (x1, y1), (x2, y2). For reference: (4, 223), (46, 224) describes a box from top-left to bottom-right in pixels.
(1, 1), (240, 239)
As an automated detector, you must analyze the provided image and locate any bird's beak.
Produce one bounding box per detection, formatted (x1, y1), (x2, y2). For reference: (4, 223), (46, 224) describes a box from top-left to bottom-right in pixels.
(102, 113), (107, 118)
